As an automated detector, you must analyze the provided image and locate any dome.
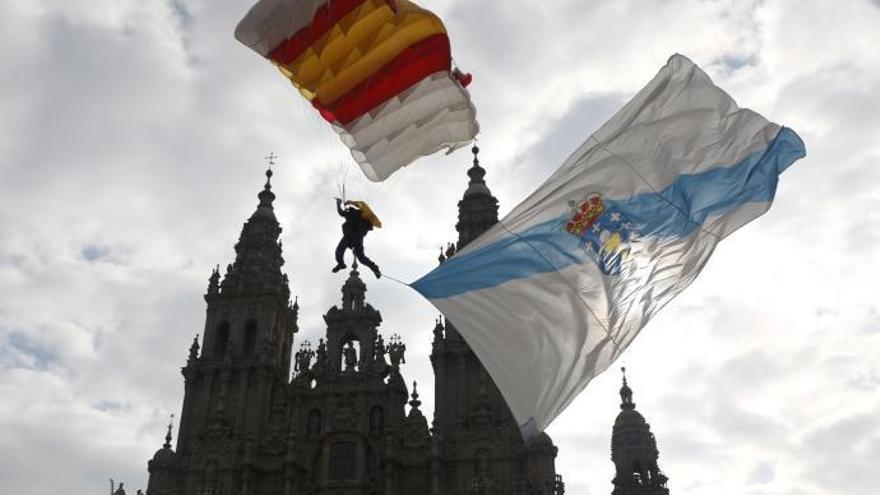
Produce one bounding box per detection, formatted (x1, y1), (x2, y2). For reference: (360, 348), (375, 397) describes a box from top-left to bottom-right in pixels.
(464, 181), (492, 197)
(150, 418), (177, 466)
(151, 446), (176, 464)
(614, 408), (647, 428)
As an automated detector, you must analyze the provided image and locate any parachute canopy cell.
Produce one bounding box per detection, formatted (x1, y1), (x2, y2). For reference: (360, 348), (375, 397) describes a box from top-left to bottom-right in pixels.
(235, 0), (479, 181)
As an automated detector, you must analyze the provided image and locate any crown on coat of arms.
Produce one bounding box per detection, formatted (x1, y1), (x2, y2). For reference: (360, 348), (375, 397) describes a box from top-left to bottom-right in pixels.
(566, 193), (605, 236)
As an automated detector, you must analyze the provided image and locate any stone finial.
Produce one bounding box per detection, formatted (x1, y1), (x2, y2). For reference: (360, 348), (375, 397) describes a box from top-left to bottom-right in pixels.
(341, 263), (367, 310)
(205, 265), (220, 300)
(409, 381), (422, 410)
(445, 242), (457, 259)
(258, 168), (275, 206)
(620, 367), (635, 410)
(465, 145), (488, 191)
(163, 414), (174, 449)
(433, 316), (445, 342)
(187, 335), (200, 363)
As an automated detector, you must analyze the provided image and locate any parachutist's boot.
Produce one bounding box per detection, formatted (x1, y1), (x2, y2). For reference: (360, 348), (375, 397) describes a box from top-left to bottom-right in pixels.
(332, 263), (346, 273)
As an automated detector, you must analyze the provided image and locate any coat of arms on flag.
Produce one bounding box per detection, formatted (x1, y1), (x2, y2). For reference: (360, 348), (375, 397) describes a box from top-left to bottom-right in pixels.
(566, 193), (638, 276)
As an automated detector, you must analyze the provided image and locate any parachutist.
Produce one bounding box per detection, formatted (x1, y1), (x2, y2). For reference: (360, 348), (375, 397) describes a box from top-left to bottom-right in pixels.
(333, 198), (381, 279)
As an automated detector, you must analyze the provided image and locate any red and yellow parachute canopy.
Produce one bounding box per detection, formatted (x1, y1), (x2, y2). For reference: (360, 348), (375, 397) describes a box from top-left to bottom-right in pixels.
(235, 0), (479, 181)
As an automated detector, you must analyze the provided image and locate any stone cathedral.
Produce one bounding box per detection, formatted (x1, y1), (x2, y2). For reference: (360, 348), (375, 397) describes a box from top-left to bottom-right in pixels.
(144, 148), (669, 495)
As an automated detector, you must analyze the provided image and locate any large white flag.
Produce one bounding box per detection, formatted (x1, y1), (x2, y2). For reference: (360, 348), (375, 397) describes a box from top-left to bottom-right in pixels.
(412, 54), (806, 437)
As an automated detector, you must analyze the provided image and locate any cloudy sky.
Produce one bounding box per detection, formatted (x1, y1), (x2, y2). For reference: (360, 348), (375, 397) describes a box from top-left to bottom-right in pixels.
(1, 0), (879, 493)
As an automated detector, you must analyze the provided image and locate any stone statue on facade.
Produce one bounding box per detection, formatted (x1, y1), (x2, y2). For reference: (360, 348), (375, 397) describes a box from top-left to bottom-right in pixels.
(294, 341), (314, 375)
(109, 480), (126, 495)
(374, 334), (386, 362)
(386, 334), (406, 368)
(316, 338), (327, 361)
(343, 341), (358, 372)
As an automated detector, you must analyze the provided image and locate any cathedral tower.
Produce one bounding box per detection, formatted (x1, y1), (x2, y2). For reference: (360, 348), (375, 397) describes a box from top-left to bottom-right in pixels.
(610, 369), (669, 495)
(431, 146), (564, 495)
(147, 168), (431, 495)
(148, 169), (299, 494)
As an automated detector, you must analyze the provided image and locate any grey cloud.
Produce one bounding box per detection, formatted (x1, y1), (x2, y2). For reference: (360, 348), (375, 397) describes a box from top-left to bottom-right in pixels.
(800, 412), (880, 493)
(518, 93), (626, 172)
(862, 315), (880, 335)
(2, 331), (57, 370)
(169, 0), (193, 29)
(710, 401), (789, 445)
(748, 461), (776, 484)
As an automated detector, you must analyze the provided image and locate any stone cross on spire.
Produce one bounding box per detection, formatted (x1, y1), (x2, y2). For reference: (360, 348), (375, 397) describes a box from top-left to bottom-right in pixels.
(264, 152), (278, 168)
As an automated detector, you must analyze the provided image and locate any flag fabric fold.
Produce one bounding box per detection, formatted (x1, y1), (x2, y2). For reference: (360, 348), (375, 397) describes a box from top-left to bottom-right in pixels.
(412, 54), (806, 437)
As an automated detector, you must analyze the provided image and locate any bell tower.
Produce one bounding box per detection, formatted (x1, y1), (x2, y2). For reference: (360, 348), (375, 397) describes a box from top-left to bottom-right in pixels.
(610, 368), (669, 495)
(168, 168), (299, 493)
(431, 146), (563, 494)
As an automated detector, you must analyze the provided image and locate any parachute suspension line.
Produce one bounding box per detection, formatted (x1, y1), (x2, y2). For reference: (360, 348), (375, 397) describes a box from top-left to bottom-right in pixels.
(334, 159), (351, 203)
(342, 159), (351, 202)
(379, 271), (411, 287)
(365, 170), (403, 212)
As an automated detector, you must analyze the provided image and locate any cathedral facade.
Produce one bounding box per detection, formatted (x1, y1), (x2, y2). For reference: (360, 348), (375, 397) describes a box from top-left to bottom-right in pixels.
(146, 148), (564, 495)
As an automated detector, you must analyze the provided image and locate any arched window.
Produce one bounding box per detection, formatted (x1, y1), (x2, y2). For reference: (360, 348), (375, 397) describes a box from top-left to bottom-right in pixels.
(329, 441), (357, 480)
(632, 461), (644, 484)
(307, 409), (322, 441)
(214, 322), (230, 357)
(243, 320), (258, 355)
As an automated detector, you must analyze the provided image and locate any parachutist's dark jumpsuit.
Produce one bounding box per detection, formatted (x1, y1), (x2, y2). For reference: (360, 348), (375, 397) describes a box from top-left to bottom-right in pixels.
(335, 203), (380, 274)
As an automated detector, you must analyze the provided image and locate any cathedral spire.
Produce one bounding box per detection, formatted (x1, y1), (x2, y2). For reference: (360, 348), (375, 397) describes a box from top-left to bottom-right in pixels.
(218, 168), (288, 299)
(456, 144), (499, 248)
